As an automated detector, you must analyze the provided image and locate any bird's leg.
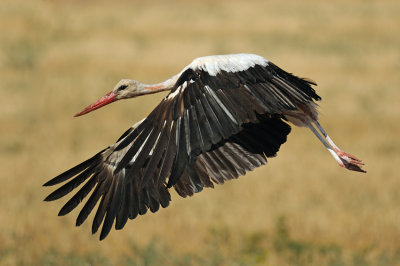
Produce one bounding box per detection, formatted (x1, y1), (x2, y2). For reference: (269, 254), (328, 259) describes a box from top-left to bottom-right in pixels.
(313, 121), (364, 165)
(307, 121), (366, 173)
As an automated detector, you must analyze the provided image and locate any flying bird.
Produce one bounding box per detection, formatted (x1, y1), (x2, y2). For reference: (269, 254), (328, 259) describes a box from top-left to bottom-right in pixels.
(44, 53), (365, 240)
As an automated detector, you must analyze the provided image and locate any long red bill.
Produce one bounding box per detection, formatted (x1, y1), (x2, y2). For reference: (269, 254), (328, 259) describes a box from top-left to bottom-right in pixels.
(74, 91), (117, 117)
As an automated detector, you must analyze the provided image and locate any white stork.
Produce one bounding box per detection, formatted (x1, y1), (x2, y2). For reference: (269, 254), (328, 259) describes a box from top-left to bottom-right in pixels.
(44, 53), (365, 240)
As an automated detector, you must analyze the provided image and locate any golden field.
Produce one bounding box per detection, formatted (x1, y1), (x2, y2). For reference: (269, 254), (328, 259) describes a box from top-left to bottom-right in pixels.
(1, 0), (399, 265)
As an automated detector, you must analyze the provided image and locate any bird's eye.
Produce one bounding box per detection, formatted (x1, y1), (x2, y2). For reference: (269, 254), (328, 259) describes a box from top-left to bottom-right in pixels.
(116, 85), (128, 91)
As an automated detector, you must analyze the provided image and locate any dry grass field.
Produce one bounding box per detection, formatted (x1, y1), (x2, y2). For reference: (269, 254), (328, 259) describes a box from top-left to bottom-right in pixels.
(1, 0), (399, 265)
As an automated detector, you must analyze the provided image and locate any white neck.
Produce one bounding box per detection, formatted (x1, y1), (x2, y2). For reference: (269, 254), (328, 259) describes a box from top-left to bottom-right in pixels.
(145, 74), (180, 91)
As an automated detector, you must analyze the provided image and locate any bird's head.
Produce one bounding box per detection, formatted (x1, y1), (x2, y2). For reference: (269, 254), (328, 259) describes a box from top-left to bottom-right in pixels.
(112, 79), (147, 99)
(74, 79), (148, 117)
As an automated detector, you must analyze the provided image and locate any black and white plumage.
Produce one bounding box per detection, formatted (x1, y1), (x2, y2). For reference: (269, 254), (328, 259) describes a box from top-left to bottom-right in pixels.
(44, 53), (365, 240)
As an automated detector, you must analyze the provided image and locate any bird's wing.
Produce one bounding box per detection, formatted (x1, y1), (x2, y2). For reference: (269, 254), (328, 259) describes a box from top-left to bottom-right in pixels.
(158, 61), (319, 187)
(44, 58), (320, 240)
(173, 115), (291, 197)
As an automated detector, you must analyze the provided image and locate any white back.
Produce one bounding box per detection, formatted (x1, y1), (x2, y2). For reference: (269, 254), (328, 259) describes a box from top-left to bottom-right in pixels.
(186, 53), (269, 76)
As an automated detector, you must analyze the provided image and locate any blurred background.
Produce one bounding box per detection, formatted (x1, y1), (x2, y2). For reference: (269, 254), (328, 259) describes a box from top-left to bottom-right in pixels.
(1, 0), (399, 265)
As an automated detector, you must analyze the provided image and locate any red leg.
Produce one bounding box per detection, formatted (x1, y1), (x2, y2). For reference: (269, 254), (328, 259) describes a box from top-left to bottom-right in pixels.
(310, 121), (366, 173)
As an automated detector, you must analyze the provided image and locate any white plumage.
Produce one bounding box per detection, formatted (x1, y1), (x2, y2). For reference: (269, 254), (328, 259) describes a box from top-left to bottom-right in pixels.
(187, 53), (269, 76)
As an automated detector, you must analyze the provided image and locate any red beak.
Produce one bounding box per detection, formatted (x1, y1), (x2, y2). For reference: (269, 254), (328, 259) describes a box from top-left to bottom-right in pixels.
(74, 91), (117, 117)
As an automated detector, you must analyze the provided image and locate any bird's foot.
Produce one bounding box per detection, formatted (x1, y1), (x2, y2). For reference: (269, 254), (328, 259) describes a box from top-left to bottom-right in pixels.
(336, 150), (366, 173)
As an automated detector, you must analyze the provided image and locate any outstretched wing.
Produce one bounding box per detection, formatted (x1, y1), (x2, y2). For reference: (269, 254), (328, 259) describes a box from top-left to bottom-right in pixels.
(44, 54), (320, 240)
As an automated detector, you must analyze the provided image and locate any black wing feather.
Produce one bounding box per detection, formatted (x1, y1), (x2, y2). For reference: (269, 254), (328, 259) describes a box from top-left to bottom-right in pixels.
(115, 183), (129, 230)
(100, 174), (124, 240)
(58, 174), (98, 216)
